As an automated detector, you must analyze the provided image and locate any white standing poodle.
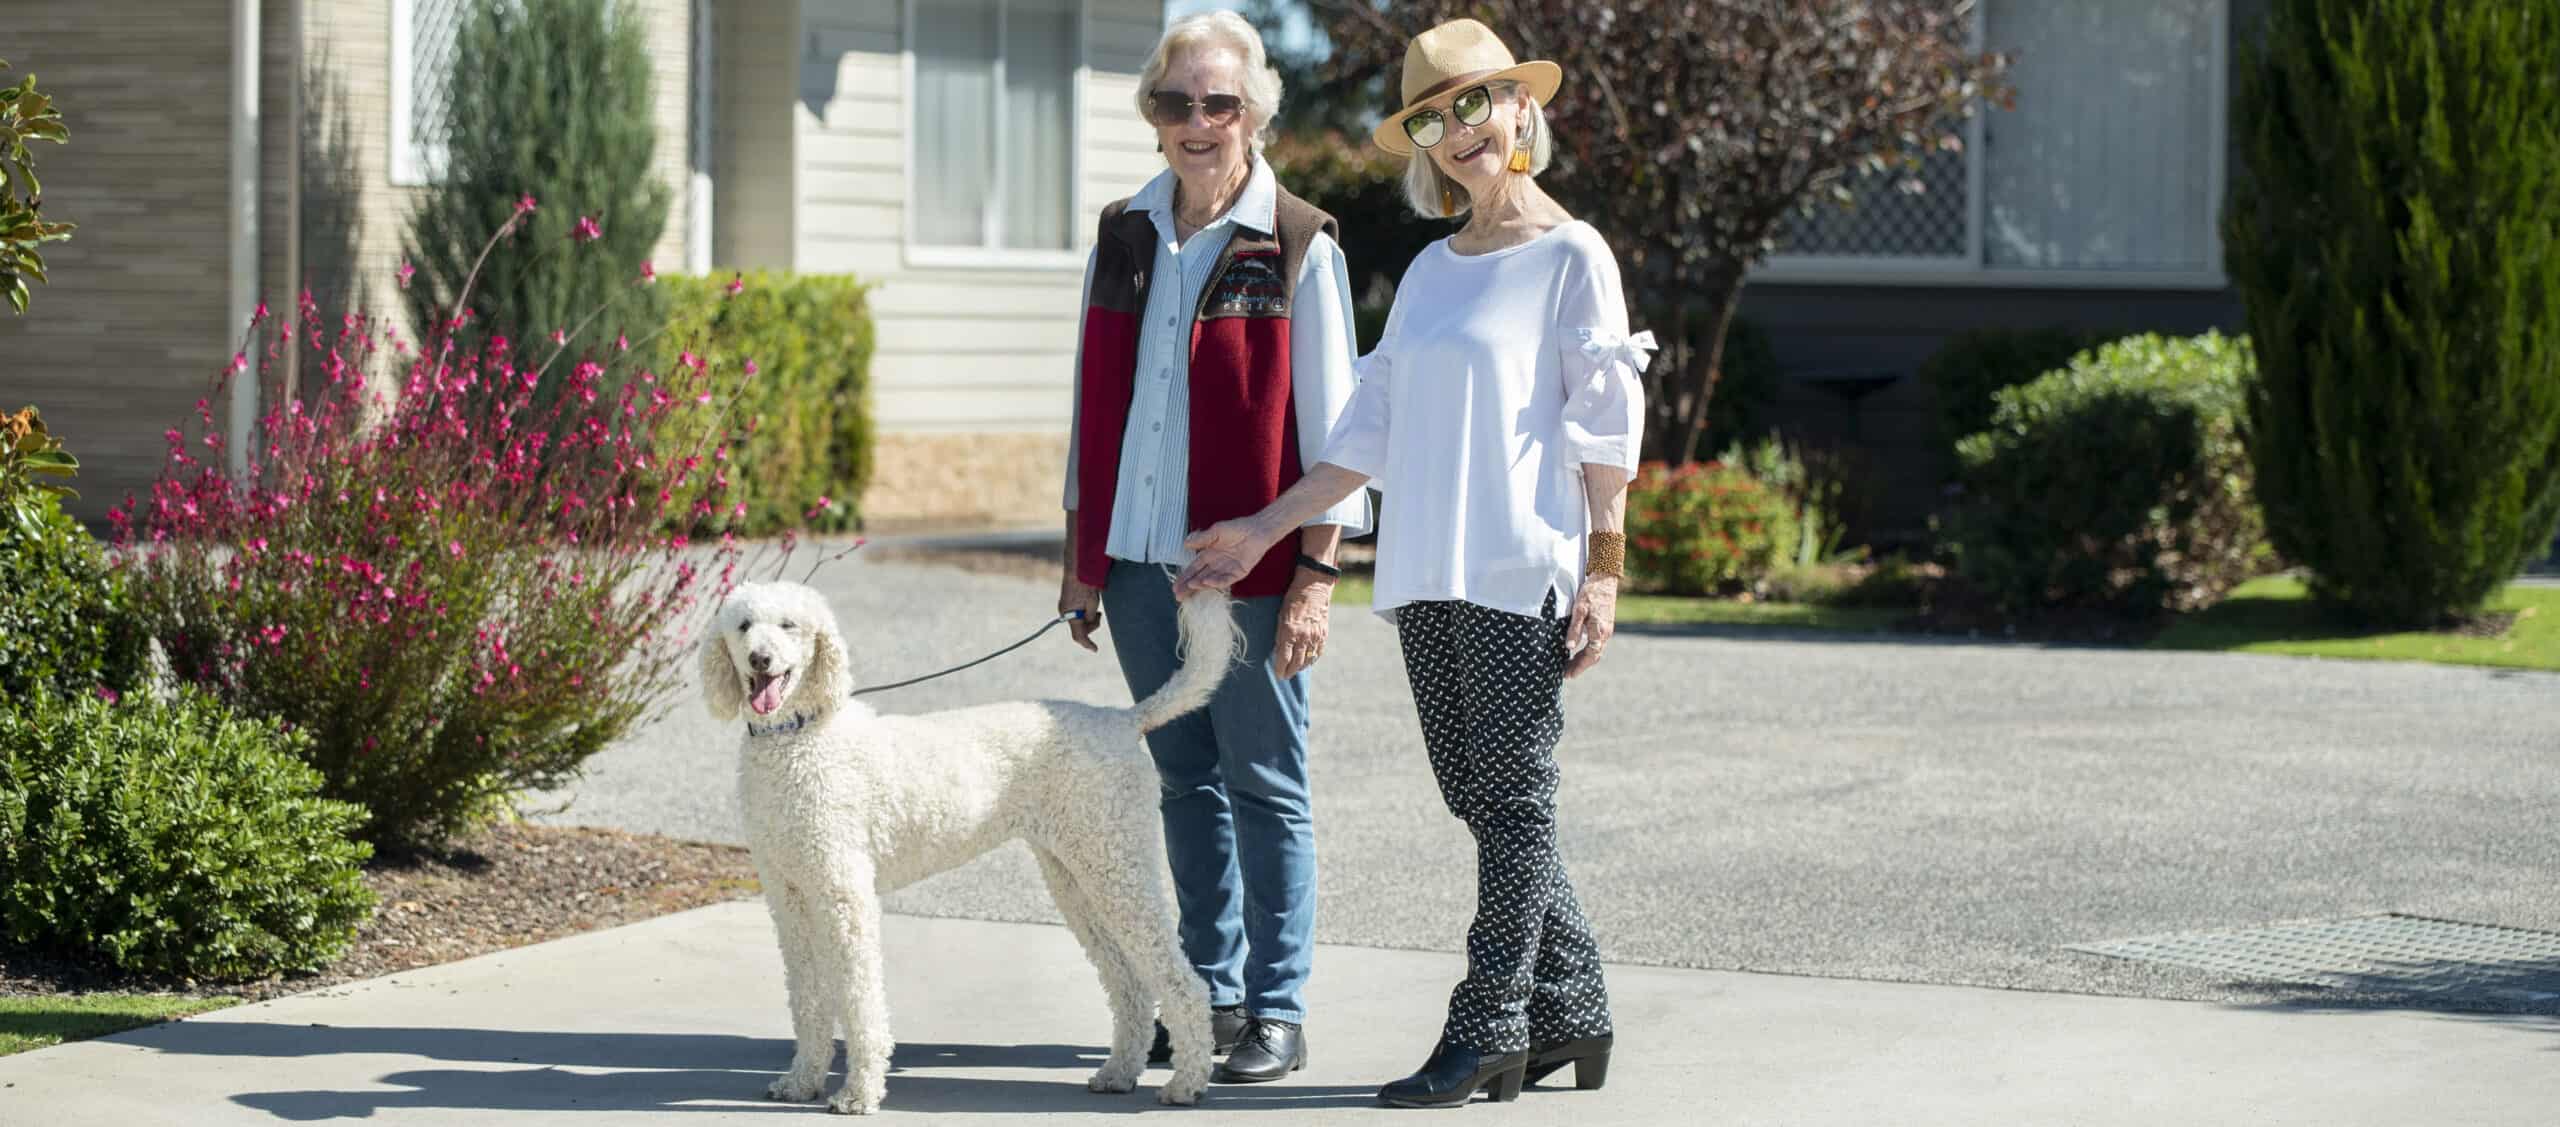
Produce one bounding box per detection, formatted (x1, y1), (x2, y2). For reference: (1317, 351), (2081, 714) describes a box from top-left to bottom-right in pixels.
(698, 580), (1231, 1114)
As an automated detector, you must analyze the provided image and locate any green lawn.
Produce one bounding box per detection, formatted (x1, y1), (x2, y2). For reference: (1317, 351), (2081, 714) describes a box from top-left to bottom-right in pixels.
(1330, 573), (2558, 672)
(2148, 576), (2559, 671)
(0, 994), (235, 1056)
(1327, 576), (1904, 633)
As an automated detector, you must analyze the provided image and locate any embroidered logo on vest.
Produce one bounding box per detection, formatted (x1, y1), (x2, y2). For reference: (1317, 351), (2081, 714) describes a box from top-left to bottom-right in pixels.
(1205, 252), (1288, 319)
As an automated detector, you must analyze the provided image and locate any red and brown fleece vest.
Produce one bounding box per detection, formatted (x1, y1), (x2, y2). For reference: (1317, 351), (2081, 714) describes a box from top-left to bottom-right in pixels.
(1073, 187), (1340, 598)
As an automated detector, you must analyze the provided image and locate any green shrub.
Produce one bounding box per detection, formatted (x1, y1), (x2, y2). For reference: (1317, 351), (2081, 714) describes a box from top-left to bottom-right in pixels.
(1921, 326), (2110, 461)
(0, 418), (146, 701)
(1944, 332), (2266, 617)
(653, 272), (874, 534)
(0, 497), (147, 703)
(1718, 431), (1858, 568)
(1627, 461), (1799, 595)
(2225, 0), (2560, 627)
(0, 690), (374, 980)
(402, 0), (668, 358)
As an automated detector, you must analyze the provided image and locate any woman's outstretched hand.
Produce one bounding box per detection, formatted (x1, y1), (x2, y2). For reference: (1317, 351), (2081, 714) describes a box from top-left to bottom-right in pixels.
(1175, 519), (1269, 598)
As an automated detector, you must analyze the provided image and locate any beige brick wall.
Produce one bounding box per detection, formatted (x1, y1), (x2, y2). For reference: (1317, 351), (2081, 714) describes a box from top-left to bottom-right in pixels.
(0, 2), (242, 523)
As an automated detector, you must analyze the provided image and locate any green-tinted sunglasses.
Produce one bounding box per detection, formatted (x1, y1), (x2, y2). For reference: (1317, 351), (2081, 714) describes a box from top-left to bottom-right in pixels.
(1400, 84), (1494, 150)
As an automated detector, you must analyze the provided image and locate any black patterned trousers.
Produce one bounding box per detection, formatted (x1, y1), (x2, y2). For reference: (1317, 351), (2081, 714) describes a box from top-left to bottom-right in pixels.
(1394, 594), (1613, 1054)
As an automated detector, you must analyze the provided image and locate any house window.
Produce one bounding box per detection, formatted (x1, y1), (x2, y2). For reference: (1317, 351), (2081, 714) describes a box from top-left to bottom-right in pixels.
(389, 0), (468, 186)
(1764, 0), (2229, 286)
(911, 0), (1079, 253)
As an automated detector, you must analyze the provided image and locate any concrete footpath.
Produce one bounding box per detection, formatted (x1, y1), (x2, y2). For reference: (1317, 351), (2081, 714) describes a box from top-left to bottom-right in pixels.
(5, 904), (2551, 1126)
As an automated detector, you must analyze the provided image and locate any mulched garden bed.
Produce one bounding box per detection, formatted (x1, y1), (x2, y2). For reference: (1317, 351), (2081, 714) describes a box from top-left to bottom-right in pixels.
(0, 823), (760, 1004)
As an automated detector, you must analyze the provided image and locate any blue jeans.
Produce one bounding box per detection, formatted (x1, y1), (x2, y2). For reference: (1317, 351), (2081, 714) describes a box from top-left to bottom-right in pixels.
(1102, 560), (1314, 1023)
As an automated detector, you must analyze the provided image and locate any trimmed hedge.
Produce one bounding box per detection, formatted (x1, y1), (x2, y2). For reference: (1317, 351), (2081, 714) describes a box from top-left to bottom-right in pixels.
(1922, 326), (2114, 462)
(1944, 332), (2266, 617)
(0, 690), (375, 980)
(655, 273), (874, 534)
(0, 490), (146, 702)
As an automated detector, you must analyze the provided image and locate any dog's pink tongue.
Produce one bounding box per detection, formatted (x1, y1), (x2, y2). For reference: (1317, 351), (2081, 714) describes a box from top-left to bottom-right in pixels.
(751, 677), (787, 716)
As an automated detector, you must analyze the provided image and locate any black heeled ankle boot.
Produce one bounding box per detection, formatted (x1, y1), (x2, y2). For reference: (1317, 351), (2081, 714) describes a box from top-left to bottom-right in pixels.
(1523, 1033), (1612, 1090)
(1377, 1039), (1528, 1108)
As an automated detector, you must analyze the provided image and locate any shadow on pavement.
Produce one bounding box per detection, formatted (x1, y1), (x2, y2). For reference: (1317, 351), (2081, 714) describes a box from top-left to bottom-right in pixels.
(2220, 998), (2560, 1052)
(117, 1023), (1379, 1117)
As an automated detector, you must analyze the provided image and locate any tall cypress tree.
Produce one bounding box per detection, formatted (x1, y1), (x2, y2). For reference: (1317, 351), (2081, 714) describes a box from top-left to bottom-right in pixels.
(402, 0), (667, 363)
(2225, 0), (2560, 627)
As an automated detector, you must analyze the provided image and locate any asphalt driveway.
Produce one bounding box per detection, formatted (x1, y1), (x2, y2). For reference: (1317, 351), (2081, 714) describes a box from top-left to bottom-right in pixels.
(537, 553), (2560, 1011)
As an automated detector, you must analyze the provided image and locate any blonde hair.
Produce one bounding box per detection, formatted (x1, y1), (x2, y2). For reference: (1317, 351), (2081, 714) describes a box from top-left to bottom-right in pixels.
(1401, 85), (1554, 219)
(1134, 11), (1284, 149)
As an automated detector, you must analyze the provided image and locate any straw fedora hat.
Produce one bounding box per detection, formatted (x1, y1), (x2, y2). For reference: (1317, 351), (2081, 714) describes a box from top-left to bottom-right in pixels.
(1370, 19), (1562, 156)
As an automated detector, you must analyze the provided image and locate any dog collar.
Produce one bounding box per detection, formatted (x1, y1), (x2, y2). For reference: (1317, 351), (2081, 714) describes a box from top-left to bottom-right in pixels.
(745, 711), (811, 738)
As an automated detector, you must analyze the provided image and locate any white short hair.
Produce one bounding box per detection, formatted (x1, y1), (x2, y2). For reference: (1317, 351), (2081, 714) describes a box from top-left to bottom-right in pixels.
(1402, 85), (1555, 219)
(1135, 11), (1284, 149)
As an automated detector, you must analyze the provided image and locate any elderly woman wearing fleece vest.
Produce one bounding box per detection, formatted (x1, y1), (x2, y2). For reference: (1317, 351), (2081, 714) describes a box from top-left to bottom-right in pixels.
(1177, 17), (1641, 1111)
(1057, 9), (1368, 1088)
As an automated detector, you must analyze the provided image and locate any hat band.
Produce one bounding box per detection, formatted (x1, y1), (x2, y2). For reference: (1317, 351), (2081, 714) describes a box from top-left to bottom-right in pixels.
(1398, 67), (1507, 117)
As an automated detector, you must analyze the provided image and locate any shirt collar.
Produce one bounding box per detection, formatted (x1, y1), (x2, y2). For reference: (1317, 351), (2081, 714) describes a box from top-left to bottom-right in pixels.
(1132, 155), (1277, 239)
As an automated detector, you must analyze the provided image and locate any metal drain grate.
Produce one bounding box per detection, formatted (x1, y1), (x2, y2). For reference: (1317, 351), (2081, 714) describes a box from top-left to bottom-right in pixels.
(2070, 914), (2560, 1005)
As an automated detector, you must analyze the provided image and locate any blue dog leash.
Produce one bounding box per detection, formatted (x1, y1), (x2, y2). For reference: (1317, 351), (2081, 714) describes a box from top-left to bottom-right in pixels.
(848, 609), (1090, 698)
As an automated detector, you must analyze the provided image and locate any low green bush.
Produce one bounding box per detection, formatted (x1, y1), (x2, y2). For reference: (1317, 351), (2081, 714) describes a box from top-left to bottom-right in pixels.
(1627, 461), (1799, 595)
(1718, 431), (1863, 568)
(1922, 326), (2113, 461)
(0, 412), (146, 701)
(1943, 331), (2267, 617)
(0, 690), (374, 980)
(654, 273), (874, 534)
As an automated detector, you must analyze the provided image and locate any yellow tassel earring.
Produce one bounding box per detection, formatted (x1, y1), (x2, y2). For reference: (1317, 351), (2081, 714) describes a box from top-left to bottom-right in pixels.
(1441, 184), (1459, 217)
(1510, 116), (1534, 174)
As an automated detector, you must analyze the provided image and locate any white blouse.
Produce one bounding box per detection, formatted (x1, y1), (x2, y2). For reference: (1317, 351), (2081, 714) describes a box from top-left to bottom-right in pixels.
(1321, 221), (1651, 619)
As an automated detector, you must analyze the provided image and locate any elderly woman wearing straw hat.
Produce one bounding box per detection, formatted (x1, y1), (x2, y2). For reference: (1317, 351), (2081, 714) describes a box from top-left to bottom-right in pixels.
(1176, 17), (1642, 1111)
(1059, 9), (1370, 1087)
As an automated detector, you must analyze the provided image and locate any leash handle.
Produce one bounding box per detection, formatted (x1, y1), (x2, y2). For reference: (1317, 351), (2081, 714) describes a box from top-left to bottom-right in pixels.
(849, 610), (1083, 698)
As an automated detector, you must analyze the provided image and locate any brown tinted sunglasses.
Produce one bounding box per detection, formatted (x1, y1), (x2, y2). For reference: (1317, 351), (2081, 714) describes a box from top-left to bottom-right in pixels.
(1147, 89), (1246, 127)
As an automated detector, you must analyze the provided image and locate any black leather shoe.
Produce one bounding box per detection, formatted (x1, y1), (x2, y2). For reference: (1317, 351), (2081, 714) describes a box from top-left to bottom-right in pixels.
(1148, 1004), (1249, 1065)
(1212, 1017), (1307, 1083)
(1377, 1038), (1527, 1108)
(1524, 1034), (1613, 1090)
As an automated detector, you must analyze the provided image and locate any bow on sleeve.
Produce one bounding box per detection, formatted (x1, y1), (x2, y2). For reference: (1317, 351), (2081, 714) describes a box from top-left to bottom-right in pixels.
(1576, 328), (1659, 375)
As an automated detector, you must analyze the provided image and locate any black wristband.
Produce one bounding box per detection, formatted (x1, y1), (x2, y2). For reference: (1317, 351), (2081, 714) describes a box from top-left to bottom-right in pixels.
(1295, 552), (1342, 579)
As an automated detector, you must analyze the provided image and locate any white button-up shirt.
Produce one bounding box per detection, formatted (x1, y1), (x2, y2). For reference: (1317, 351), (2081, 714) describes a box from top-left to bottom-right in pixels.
(1321, 221), (1650, 618)
(1065, 160), (1372, 564)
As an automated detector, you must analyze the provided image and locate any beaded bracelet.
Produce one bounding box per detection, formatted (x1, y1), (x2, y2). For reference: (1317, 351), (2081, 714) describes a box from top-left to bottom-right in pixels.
(1586, 531), (1627, 579)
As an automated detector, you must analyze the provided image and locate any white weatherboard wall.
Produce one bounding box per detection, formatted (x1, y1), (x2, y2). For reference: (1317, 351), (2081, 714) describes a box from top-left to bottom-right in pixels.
(796, 0), (1162, 428)
(792, 0), (1162, 526)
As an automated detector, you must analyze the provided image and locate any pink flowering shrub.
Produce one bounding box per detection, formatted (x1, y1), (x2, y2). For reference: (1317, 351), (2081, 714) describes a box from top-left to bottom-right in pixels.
(110, 211), (794, 848)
